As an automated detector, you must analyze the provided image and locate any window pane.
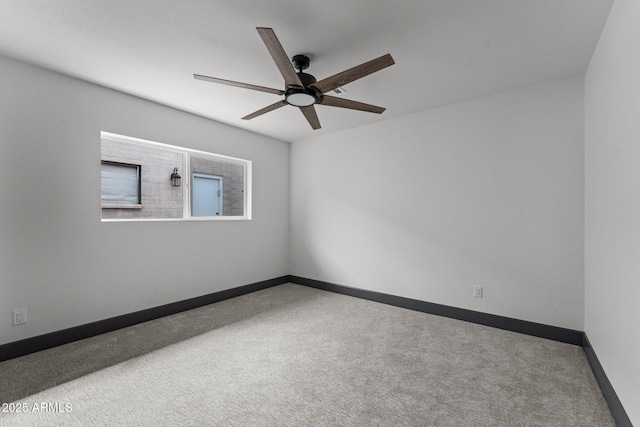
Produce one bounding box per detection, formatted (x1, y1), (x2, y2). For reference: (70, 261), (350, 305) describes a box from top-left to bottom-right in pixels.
(190, 156), (244, 217)
(101, 163), (140, 204)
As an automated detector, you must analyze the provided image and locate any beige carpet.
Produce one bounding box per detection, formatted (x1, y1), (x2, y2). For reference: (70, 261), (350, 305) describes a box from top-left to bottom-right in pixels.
(0, 283), (614, 426)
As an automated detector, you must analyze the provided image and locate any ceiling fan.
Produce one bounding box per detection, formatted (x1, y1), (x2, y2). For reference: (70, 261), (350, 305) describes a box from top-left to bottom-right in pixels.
(194, 27), (395, 130)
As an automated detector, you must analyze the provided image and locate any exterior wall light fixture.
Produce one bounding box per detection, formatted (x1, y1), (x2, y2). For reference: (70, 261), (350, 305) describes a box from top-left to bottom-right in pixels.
(171, 167), (182, 187)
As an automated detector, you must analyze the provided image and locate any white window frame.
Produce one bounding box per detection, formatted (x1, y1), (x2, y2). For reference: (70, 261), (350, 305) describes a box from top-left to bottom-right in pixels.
(101, 131), (252, 222)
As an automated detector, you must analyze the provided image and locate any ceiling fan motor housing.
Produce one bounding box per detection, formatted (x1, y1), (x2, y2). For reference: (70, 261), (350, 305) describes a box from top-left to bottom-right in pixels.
(285, 54), (322, 107)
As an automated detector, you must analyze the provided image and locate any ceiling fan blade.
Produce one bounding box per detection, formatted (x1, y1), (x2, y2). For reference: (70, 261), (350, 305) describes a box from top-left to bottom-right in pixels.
(312, 54), (395, 94)
(194, 74), (284, 95)
(256, 27), (304, 87)
(319, 95), (386, 114)
(300, 106), (321, 130)
(242, 100), (287, 120)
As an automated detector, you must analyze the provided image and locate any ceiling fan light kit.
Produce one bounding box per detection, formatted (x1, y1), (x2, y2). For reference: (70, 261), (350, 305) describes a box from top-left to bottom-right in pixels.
(194, 27), (395, 130)
(285, 91), (319, 107)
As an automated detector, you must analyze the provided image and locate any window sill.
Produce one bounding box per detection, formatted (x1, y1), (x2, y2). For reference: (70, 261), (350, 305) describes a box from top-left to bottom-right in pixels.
(101, 216), (251, 222)
(101, 204), (143, 209)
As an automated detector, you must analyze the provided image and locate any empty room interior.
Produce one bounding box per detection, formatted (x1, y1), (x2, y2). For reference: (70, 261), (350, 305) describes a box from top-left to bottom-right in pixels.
(0, 1), (638, 425)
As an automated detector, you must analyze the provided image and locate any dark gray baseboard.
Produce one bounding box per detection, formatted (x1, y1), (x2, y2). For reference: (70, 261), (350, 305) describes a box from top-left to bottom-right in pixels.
(1, 274), (632, 426)
(0, 276), (289, 363)
(288, 275), (633, 427)
(289, 275), (584, 345)
(582, 335), (633, 427)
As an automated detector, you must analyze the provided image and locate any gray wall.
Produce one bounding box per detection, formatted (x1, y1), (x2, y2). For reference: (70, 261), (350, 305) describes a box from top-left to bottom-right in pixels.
(291, 75), (585, 331)
(0, 54), (290, 345)
(585, 0), (640, 422)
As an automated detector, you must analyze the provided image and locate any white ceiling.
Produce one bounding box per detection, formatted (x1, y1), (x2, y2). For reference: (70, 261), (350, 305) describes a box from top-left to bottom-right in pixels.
(0, 0), (613, 143)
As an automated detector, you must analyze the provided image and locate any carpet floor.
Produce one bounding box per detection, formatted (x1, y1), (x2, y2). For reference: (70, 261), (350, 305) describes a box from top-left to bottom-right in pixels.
(0, 283), (614, 426)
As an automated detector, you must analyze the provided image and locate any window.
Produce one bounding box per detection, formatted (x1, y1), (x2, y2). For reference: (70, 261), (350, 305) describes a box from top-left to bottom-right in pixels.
(100, 132), (251, 221)
(190, 156), (245, 217)
(101, 162), (141, 207)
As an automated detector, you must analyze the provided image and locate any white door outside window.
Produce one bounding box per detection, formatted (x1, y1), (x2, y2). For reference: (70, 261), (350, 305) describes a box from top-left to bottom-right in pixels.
(192, 173), (222, 216)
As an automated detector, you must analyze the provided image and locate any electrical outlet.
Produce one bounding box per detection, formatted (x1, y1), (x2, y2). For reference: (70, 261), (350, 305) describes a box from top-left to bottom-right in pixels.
(13, 308), (27, 325)
(473, 286), (483, 298)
